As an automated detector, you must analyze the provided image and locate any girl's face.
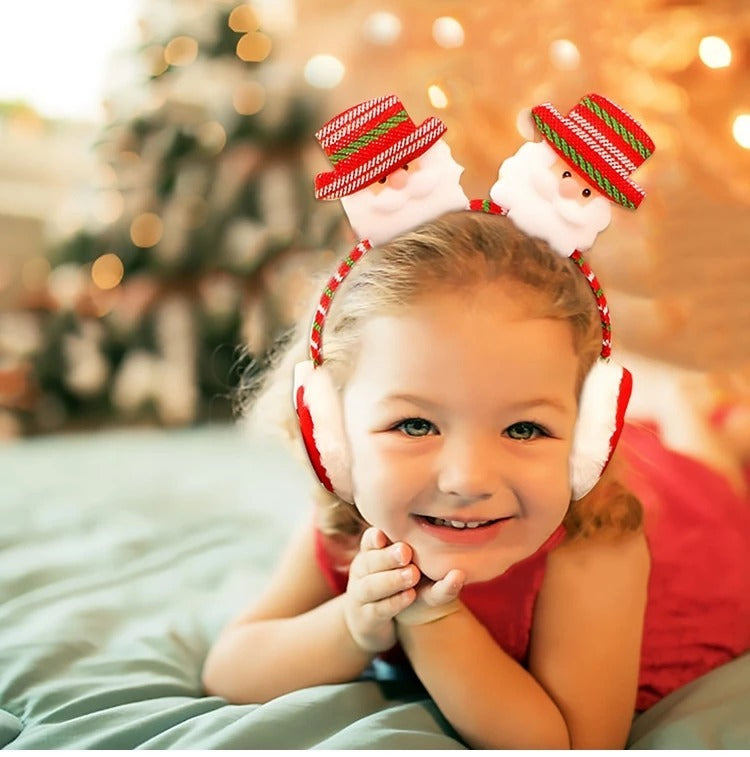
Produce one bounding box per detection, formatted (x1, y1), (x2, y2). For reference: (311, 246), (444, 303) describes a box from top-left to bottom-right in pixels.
(342, 282), (580, 584)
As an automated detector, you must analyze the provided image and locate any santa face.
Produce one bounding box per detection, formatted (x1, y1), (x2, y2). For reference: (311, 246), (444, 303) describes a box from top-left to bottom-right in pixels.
(489, 140), (612, 256)
(340, 139), (469, 245)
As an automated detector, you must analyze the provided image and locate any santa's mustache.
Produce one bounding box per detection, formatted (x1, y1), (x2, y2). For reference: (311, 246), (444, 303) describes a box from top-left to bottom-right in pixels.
(552, 193), (601, 228)
(367, 164), (445, 213)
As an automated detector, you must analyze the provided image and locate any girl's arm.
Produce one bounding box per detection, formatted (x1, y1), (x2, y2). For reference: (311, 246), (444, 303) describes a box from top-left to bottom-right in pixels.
(201, 519), (367, 703)
(201, 521), (419, 703)
(395, 530), (649, 749)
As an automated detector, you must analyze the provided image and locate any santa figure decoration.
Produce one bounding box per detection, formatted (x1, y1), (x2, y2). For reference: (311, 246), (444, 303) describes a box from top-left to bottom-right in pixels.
(314, 93), (469, 246)
(489, 93), (654, 257)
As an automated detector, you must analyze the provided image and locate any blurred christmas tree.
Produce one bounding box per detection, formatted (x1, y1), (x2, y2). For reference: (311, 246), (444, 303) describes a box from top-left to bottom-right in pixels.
(7, 0), (344, 435)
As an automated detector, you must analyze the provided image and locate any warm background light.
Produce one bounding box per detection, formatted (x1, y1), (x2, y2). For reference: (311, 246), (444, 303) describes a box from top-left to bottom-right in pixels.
(236, 31), (272, 62)
(363, 12), (402, 45)
(197, 121), (228, 155)
(164, 36), (199, 67)
(698, 35), (732, 69)
(304, 54), (345, 88)
(428, 84), (449, 109)
(733, 114), (750, 149)
(432, 17), (465, 48)
(91, 253), (124, 290)
(549, 39), (581, 70)
(228, 4), (259, 32)
(130, 213), (163, 248)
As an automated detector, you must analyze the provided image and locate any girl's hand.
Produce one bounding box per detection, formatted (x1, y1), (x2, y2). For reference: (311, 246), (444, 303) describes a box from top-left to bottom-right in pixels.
(344, 527), (420, 653)
(395, 569), (466, 627)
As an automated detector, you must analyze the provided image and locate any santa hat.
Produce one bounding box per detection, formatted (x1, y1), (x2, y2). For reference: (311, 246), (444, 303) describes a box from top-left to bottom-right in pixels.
(314, 94), (447, 200)
(531, 93), (654, 209)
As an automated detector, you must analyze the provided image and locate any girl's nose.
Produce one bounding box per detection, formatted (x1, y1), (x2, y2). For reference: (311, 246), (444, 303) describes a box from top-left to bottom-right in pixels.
(386, 167), (410, 190)
(437, 440), (499, 501)
(558, 175), (581, 199)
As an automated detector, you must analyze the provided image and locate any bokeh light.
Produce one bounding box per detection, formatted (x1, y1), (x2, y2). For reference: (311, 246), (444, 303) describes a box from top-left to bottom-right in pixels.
(236, 31), (272, 62)
(698, 36), (732, 68)
(228, 4), (259, 32)
(549, 39), (581, 70)
(733, 114), (750, 149)
(428, 84), (449, 109)
(432, 17), (464, 48)
(304, 54), (345, 88)
(130, 213), (163, 248)
(164, 36), (199, 67)
(91, 253), (124, 290)
(197, 121), (228, 155)
(363, 12), (402, 45)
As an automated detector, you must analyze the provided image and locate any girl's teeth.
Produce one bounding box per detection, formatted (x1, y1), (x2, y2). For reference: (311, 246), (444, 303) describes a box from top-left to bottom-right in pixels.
(430, 517), (493, 529)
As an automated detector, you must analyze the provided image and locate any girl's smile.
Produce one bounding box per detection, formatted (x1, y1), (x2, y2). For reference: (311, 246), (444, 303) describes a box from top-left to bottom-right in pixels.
(342, 280), (581, 583)
(412, 513), (515, 545)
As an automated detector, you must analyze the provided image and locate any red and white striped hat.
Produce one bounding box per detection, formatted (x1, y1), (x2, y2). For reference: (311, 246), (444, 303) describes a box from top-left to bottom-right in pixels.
(531, 93), (654, 210)
(314, 94), (447, 200)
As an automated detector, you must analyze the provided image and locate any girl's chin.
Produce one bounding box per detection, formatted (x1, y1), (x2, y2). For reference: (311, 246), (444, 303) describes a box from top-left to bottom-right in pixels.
(414, 553), (516, 585)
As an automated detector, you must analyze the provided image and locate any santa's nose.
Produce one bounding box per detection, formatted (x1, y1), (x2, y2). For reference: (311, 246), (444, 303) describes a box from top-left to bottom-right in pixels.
(558, 175), (580, 199)
(386, 167), (410, 190)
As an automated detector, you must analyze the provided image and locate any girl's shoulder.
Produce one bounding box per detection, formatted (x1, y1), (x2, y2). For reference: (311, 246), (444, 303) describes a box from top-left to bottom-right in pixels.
(545, 528), (650, 589)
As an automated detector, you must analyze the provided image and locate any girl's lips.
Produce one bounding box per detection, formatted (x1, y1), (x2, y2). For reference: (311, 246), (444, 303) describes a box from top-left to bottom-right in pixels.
(413, 514), (513, 545)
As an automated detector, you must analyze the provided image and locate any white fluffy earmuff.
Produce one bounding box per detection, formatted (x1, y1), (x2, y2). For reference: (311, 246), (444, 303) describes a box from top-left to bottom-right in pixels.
(569, 358), (633, 500)
(293, 360), (353, 503)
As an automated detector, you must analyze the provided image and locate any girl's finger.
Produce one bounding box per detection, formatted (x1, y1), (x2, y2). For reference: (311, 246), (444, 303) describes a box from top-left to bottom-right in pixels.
(423, 568), (466, 606)
(350, 540), (412, 579)
(349, 564), (419, 604)
(363, 587), (417, 622)
(359, 527), (389, 551)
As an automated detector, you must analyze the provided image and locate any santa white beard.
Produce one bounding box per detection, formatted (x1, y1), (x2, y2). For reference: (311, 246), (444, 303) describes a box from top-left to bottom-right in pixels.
(340, 139), (469, 246)
(489, 140), (612, 256)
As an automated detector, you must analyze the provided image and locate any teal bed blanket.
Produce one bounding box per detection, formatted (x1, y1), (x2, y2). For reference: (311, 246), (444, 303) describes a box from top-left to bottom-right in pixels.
(2, 425), (748, 749)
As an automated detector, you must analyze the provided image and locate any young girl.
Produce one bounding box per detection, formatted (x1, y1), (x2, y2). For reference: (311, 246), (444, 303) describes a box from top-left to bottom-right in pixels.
(203, 209), (658, 748)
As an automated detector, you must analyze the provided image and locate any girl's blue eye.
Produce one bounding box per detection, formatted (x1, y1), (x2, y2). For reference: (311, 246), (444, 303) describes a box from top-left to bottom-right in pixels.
(506, 422), (547, 441)
(395, 418), (436, 437)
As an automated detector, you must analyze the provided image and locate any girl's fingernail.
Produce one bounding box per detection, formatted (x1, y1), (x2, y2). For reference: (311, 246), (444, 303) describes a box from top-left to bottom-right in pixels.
(401, 567), (415, 582)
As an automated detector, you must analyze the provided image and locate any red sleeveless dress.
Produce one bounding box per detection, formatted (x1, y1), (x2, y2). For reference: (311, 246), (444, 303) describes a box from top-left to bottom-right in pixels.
(314, 422), (750, 711)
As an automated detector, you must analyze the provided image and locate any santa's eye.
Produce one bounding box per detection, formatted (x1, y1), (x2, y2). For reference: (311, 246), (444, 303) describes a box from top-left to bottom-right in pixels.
(582, 188), (591, 198)
(562, 170), (572, 178)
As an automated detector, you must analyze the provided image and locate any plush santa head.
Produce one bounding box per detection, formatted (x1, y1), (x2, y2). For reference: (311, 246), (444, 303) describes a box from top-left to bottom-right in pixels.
(339, 138), (468, 245)
(314, 94), (468, 246)
(490, 140), (612, 256)
(490, 93), (655, 257)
